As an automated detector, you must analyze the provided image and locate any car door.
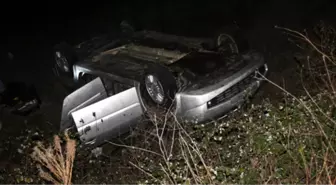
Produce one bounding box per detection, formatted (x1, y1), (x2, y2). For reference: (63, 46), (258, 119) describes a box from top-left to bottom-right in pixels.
(60, 77), (108, 131)
(60, 77), (145, 147)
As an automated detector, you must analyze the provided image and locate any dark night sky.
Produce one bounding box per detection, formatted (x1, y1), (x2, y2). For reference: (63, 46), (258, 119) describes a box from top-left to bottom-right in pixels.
(3, 0), (336, 45)
(1, 0), (336, 78)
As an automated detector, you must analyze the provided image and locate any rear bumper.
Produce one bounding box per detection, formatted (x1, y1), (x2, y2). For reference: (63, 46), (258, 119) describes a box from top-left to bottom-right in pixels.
(174, 53), (268, 123)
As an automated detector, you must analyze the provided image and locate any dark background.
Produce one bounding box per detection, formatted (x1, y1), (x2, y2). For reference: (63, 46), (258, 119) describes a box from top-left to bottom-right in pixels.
(1, 0), (336, 87)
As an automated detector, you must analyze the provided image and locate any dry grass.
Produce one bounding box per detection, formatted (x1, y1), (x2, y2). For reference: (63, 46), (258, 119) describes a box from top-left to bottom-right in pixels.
(255, 23), (336, 184)
(31, 131), (76, 184)
(277, 22), (336, 96)
(108, 111), (214, 184)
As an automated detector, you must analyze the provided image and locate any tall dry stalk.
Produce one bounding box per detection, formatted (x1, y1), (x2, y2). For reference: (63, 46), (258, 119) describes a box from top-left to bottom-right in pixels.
(108, 110), (213, 184)
(271, 25), (336, 184)
(31, 131), (76, 185)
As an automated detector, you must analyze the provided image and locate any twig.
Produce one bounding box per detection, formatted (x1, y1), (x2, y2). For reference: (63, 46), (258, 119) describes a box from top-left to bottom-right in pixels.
(275, 26), (336, 65)
(106, 141), (163, 158)
(129, 161), (159, 182)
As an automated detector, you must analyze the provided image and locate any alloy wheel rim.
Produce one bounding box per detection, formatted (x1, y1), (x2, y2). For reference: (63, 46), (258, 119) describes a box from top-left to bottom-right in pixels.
(145, 75), (165, 104)
(55, 51), (69, 72)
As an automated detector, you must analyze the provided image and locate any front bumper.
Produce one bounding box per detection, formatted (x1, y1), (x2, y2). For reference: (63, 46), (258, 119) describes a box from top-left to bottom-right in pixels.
(174, 53), (268, 123)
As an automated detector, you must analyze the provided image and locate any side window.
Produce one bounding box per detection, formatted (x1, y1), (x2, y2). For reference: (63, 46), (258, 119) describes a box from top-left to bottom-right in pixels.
(101, 78), (132, 97)
(101, 78), (115, 96)
(78, 73), (97, 87)
(78, 74), (133, 97)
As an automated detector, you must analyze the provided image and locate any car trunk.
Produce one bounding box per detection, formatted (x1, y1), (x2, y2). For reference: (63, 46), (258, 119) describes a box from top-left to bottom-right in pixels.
(171, 52), (249, 88)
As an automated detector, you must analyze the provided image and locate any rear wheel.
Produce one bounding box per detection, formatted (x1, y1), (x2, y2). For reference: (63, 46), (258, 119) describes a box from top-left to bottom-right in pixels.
(214, 24), (249, 55)
(216, 33), (239, 54)
(53, 42), (78, 92)
(141, 64), (178, 109)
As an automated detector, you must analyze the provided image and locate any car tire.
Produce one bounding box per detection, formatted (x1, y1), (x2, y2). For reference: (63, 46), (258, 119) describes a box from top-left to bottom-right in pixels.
(54, 42), (77, 77)
(53, 42), (79, 93)
(141, 64), (178, 109)
(214, 24), (249, 54)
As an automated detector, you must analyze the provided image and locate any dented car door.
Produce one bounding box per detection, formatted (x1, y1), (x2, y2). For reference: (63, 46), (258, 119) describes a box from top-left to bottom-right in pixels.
(60, 77), (144, 147)
(60, 77), (108, 131)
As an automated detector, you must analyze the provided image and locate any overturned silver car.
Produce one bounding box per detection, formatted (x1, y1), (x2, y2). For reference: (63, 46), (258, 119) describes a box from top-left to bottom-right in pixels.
(54, 24), (268, 147)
